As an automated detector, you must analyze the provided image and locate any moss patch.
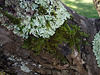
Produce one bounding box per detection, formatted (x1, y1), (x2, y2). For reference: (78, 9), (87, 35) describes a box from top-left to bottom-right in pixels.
(22, 21), (89, 62)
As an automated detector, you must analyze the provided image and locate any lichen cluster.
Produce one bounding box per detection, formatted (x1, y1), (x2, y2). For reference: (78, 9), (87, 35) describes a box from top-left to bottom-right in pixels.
(93, 31), (100, 67)
(0, 0), (88, 62)
(23, 21), (89, 62)
(2, 0), (70, 38)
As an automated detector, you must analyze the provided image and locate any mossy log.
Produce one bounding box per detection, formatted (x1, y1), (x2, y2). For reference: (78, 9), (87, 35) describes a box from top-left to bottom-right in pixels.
(0, 0), (100, 75)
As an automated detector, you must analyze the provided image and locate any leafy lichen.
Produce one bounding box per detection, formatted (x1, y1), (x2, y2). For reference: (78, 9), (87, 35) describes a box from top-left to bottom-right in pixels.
(93, 31), (100, 67)
(0, 0), (89, 63)
(2, 0), (70, 38)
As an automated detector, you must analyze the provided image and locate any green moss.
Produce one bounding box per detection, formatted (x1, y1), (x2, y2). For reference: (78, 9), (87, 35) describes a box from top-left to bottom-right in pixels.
(0, 7), (21, 25)
(37, 4), (57, 17)
(0, 0), (89, 63)
(38, 5), (48, 15)
(22, 20), (89, 62)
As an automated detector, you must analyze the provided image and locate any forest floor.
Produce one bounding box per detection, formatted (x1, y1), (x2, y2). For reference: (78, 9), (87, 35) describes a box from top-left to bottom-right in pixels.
(61, 0), (99, 18)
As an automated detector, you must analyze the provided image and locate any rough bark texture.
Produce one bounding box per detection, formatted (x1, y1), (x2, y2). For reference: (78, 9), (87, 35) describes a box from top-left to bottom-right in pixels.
(0, 0), (100, 75)
(93, 0), (100, 17)
(63, 4), (100, 75)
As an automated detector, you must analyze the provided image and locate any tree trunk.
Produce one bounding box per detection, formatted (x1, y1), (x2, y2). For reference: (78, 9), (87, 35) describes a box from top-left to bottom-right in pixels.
(0, 0), (100, 75)
(93, 0), (100, 17)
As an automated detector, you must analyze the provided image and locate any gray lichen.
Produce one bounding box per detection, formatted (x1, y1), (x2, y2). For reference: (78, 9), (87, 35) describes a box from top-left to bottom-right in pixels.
(8, 55), (32, 73)
(1, 0), (70, 39)
(20, 62), (31, 73)
(93, 31), (100, 67)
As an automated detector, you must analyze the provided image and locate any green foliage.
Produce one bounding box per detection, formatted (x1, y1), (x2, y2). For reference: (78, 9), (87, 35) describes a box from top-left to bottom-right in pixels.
(61, 0), (99, 18)
(22, 21), (89, 62)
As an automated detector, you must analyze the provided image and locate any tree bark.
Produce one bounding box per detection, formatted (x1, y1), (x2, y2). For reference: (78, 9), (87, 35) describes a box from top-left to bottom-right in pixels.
(93, 0), (100, 17)
(0, 0), (100, 75)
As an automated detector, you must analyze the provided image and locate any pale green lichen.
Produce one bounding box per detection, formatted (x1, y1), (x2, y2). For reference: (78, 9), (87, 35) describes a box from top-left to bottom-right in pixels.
(8, 55), (31, 73)
(2, 0), (70, 39)
(20, 62), (31, 73)
(0, 12), (3, 22)
(93, 31), (100, 67)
